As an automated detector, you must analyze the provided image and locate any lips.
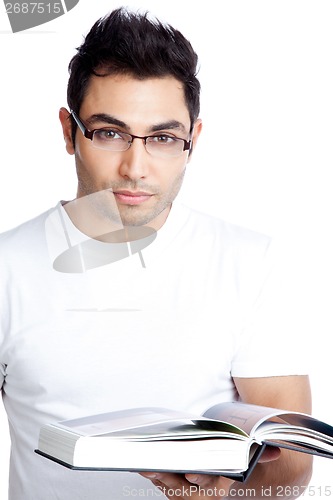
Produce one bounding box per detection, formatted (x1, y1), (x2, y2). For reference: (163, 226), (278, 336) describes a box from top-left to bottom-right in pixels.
(113, 190), (153, 205)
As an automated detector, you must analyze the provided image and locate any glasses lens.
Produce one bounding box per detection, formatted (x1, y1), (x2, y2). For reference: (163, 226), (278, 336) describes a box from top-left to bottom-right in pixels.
(92, 130), (130, 151)
(90, 128), (189, 157)
(145, 136), (185, 158)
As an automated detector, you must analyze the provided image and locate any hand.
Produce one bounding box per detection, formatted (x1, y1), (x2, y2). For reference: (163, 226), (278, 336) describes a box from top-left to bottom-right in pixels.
(140, 471), (234, 499)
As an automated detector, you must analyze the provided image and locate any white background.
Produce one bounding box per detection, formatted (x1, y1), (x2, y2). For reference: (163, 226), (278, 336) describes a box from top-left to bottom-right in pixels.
(0, 1), (332, 498)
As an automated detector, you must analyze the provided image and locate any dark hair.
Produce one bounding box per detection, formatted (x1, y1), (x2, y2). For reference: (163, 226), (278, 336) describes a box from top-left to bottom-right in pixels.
(67, 7), (200, 139)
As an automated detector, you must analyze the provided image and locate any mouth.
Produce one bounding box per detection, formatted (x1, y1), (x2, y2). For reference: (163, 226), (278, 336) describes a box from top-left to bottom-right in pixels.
(113, 190), (153, 206)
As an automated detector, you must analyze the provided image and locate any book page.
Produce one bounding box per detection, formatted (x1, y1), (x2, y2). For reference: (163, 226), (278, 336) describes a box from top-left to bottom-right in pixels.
(204, 402), (333, 443)
(203, 402), (289, 435)
(56, 406), (249, 439)
(256, 415), (333, 446)
(258, 412), (333, 437)
(102, 422), (247, 441)
(57, 407), (206, 436)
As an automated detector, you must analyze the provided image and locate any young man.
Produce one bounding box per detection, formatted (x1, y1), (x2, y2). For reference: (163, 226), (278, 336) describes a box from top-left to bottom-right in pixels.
(0, 7), (312, 500)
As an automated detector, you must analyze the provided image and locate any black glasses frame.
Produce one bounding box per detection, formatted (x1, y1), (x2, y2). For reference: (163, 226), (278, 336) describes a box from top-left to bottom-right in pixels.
(70, 111), (192, 153)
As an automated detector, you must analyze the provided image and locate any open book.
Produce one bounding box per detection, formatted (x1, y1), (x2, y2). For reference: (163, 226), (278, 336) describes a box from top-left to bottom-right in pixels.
(35, 402), (333, 482)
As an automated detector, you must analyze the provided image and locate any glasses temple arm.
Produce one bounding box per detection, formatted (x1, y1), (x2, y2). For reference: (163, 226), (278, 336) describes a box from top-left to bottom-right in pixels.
(70, 110), (93, 139)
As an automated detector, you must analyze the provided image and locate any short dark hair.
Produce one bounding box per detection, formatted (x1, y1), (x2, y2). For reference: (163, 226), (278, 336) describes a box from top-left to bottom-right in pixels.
(67, 7), (200, 138)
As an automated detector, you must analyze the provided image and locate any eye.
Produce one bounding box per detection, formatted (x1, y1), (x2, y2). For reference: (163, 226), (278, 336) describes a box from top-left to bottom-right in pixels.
(150, 134), (177, 144)
(94, 129), (124, 141)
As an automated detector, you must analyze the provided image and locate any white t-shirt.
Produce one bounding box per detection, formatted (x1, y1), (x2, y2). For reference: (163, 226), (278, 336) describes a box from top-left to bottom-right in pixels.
(0, 202), (307, 499)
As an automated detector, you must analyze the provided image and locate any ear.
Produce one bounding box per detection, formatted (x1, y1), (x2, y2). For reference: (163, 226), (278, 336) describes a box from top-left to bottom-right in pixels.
(187, 118), (202, 162)
(59, 107), (75, 155)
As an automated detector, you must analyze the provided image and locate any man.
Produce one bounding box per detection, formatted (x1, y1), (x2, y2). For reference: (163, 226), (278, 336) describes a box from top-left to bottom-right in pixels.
(0, 7), (312, 499)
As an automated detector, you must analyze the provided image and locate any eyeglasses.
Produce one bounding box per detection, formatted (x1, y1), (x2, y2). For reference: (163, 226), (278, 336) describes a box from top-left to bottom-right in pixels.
(70, 111), (192, 158)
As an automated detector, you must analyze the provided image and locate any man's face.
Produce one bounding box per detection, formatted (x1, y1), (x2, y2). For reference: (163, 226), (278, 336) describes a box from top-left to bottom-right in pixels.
(60, 74), (202, 229)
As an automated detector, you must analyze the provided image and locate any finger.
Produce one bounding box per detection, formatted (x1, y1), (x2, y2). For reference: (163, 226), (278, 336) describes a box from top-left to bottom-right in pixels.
(140, 471), (233, 499)
(139, 471), (184, 482)
(185, 473), (234, 493)
(258, 445), (281, 463)
(185, 473), (222, 487)
(141, 472), (192, 499)
(140, 472), (205, 498)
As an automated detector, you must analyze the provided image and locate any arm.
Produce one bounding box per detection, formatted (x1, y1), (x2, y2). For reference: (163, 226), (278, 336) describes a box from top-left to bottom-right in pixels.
(229, 374), (313, 499)
(140, 375), (313, 500)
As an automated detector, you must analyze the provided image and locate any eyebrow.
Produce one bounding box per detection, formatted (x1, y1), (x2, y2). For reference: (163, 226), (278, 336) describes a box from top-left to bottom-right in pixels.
(85, 113), (187, 134)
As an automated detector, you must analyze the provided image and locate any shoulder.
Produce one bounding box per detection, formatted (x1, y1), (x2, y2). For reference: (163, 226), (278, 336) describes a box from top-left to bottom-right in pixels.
(0, 206), (56, 255)
(178, 204), (272, 256)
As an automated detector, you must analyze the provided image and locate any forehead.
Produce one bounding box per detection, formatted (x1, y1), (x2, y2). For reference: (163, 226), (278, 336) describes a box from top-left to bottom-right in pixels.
(80, 74), (191, 131)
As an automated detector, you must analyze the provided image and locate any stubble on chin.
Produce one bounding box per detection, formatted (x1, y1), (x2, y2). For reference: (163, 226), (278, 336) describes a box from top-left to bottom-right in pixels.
(116, 201), (170, 228)
(76, 168), (185, 228)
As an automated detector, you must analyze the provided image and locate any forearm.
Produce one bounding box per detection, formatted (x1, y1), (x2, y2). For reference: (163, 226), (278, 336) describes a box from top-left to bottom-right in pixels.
(227, 450), (313, 500)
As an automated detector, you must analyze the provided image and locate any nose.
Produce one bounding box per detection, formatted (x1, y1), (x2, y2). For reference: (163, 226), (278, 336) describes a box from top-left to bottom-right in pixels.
(118, 138), (149, 181)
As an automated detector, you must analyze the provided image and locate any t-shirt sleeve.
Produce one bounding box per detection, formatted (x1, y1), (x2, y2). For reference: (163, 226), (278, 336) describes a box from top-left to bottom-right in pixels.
(0, 364), (5, 389)
(0, 247), (8, 390)
(231, 238), (310, 378)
